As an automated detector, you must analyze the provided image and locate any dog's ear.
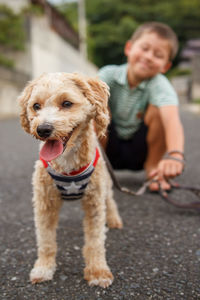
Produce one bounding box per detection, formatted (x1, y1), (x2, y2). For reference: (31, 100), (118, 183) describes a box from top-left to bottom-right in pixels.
(86, 77), (110, 138)
(17, 80), (35, 133)
(71, 73), (110, 138)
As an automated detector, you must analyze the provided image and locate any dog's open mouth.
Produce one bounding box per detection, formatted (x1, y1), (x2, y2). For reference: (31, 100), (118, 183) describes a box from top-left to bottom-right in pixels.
(40, 131), (73, 162)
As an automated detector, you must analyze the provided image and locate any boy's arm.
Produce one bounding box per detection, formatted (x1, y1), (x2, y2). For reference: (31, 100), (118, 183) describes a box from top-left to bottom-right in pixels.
(156, 105), (184, 180)
(160, 105), (184, 152)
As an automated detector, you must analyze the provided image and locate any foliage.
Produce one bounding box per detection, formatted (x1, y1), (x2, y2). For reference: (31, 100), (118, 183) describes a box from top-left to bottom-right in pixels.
(193, 98), (200, 104)
(40, 0), (200, 68)
(167, 67), (191, 79)
(0, 4), (26, 68)
(0, 4), (26, 50)
(22, 4), (44, 16)
(0, 53), (14, 68)
(86, 0), (200, 67)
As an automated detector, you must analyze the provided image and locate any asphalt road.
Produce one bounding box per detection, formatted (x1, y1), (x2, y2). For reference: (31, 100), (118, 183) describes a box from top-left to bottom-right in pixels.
(1, 108), (200, 300)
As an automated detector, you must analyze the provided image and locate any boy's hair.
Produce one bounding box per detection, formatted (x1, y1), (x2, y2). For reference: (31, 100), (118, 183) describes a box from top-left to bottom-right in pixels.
(130, 22), (179, 61)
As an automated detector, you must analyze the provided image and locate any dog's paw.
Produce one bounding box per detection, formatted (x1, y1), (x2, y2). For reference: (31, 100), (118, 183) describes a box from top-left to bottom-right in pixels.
(107, 215), (123, 229)
(30, 265), (56, 284)
(84, 267), (114, 288)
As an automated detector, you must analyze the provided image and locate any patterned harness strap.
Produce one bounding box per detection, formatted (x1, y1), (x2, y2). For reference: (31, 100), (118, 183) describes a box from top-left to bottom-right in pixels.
(40, 148), (100, 201)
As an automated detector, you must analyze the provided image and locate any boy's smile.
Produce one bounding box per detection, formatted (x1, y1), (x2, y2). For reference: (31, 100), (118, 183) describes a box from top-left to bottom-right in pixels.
(124, 32), (172, 87)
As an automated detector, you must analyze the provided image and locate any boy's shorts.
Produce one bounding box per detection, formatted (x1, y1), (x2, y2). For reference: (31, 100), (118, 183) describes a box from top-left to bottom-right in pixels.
(106, 121), (148, 171)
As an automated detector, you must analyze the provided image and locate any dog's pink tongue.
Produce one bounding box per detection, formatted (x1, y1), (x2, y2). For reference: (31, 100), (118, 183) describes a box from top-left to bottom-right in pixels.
(40, 140), (63, 162)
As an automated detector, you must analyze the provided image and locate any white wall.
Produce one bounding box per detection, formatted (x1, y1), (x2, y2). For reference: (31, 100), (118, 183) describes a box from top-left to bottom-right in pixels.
(0, 78), (20, 118)
(0, 9), (98, 119)
(31, 16), (98, 78)
(0, 0), (27, 12)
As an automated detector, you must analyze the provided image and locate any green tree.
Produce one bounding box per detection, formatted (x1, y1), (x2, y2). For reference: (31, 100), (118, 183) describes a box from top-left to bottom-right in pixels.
(57, 0), (200, 68)
(0, 4), (26, 68)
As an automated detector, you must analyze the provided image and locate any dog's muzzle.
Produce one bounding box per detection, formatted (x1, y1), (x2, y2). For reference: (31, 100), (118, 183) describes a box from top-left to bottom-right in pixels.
(37, 123), (54, 138)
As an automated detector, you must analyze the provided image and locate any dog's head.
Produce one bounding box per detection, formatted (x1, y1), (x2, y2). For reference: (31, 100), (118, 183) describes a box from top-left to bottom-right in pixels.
(18, 72), (110, 161)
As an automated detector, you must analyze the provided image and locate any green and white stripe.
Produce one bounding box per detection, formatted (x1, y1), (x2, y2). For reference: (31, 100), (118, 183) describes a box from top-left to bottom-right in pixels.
(99, 63), (178, 140)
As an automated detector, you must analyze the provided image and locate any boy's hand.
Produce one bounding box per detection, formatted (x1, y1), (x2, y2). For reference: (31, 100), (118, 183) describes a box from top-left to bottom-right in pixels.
(157, 157), (184, 179)
(149, 155), (184, 191)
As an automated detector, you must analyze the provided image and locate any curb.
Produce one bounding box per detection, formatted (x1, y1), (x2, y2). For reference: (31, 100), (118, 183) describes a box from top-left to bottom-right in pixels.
(182, 103), (200, 114)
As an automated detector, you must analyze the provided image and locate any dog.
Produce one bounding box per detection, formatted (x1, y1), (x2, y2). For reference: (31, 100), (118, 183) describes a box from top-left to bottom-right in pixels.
(18, 72), (123, 288)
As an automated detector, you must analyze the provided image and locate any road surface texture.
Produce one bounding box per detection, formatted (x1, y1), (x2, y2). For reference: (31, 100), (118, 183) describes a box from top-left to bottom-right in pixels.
(1, 108), (200, 300)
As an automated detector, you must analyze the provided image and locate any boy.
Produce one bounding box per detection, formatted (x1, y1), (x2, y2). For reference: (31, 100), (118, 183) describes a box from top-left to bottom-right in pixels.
(98, 22), (184, 191)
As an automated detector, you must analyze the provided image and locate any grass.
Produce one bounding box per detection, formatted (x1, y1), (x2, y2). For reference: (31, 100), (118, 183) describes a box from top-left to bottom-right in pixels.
(193, 98), (200, 104)
(0, 53), (14, 69)
(167, 67), (191, 79)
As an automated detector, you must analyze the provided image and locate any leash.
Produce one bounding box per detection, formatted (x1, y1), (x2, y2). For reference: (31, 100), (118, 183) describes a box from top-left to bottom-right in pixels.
(159, 180), (200, 211)
(100, 146), (200, 211)
(101, 144), (148, 196)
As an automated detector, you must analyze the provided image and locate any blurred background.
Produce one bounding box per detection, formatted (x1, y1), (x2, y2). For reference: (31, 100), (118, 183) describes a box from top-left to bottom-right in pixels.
(0, 0), (200, 119)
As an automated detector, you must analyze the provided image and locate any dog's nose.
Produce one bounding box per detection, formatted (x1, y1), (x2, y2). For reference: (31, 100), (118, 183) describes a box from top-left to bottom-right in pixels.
(37, 123), (54, 138)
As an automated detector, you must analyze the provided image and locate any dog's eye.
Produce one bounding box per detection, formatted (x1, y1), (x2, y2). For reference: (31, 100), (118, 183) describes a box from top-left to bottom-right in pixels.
(62, 101), (73, 108)
(33, 103), (41, 111)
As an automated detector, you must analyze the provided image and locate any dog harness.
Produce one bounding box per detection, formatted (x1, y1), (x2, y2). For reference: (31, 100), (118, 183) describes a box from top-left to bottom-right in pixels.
(40, 148), (100, 201)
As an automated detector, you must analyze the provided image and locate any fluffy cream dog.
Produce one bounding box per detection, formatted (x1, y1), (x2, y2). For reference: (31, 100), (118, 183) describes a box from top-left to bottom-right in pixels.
(18, 72), (123, 288)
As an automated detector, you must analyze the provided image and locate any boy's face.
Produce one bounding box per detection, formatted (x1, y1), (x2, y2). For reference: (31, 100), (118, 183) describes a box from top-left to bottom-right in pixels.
(124, 32), (172, 87)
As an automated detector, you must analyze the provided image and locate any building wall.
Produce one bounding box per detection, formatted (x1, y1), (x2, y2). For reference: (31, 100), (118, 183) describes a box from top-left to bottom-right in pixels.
(31, 15), (97, 78)
(0, 67), (29, 118)
(0, 0), (27, 12)
(0, 11), (98, 119)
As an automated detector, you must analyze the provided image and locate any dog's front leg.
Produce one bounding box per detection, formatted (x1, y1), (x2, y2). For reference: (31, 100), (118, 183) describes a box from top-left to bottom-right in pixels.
(30, 161), (62, 284)
(82, 187), (113, 288)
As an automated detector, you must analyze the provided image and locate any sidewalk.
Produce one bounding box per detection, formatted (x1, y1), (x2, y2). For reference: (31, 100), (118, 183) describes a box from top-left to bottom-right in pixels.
(1, 108), (200, 300)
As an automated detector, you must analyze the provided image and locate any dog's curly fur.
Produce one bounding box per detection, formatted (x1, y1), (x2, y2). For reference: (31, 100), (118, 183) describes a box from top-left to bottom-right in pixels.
(18, 72), (123, 288)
